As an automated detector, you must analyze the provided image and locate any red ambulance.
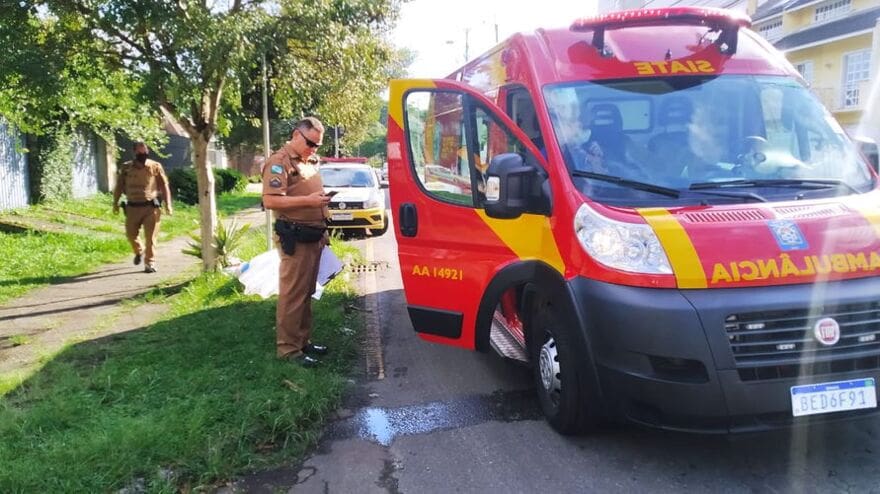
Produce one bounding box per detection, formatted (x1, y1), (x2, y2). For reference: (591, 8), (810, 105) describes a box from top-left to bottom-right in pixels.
(386, 7), (880, 434)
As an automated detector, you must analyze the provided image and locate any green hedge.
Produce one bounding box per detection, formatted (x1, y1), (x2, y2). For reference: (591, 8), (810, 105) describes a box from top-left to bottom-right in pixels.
(167, 167), (247, 205)
(167, 168), (200, 205)
(34, 128), (77, 202)
(214, 168), (248, 193)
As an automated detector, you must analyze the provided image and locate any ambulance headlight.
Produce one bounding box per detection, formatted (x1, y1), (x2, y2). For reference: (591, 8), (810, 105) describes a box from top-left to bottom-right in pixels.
(574, 204), (672, 275)
(365, 196), (382, 209)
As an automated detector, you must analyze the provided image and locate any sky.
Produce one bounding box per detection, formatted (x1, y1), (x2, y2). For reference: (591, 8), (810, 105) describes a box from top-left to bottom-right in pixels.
(391, 0), (599, 78)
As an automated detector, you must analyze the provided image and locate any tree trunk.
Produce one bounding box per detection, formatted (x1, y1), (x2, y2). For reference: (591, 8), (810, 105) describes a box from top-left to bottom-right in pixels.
(192, 134), (218, 270)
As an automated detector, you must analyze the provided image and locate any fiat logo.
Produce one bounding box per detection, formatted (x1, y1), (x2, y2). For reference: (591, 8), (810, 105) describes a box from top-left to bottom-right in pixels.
(814, 317), (840, 346)
(338, 202), (347, 210)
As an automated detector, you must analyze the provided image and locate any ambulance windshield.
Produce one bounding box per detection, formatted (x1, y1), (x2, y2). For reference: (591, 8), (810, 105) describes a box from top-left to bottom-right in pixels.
(544, 75), (874, 206)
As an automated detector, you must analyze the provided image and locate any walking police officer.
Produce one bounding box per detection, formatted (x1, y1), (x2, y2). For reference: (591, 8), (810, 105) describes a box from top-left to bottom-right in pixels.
(113, 142), (173, 273)
(262, 117), (332, 367)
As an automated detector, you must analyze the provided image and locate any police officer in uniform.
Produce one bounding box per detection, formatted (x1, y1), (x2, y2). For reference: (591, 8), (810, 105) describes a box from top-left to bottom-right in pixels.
(113, 142), (173, 273)
(262, 117), (331, 367)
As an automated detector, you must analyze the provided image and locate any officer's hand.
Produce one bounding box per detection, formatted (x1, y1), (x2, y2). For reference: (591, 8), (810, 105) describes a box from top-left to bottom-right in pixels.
(113, 204), (120, 215)
(165, 205), (173, 216)
(308, 191), (331, 207)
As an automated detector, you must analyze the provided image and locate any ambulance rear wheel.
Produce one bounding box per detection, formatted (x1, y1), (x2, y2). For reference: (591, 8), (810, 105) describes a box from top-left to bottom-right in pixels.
(530, 302), (600, 435)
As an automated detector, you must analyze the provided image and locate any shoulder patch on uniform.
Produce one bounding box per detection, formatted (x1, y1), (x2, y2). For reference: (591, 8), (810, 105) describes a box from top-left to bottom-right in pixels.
(269, 177), (282, 188)
(270, 164), (284, 174)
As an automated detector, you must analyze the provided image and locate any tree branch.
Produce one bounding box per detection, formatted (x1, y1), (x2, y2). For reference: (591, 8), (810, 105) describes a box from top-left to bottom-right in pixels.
(160, 99), (198, 139)
(68, 0), (150, 59)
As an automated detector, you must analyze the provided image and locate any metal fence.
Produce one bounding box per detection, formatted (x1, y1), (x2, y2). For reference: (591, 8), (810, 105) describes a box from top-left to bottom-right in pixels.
(72, 129), (99, 198)
(0, 119), (29, 211)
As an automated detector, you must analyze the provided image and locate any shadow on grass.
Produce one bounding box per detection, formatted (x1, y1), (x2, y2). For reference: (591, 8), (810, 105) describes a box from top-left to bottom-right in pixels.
(218, 193), (262, 216)
(0, 276), (361, 493)
(0, 279), (194, 322)
(0, 267), (133, 289)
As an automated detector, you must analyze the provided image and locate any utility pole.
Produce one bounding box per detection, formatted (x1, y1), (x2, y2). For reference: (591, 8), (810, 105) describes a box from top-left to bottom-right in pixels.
(334, 126), (340, 158)
(464, 27), (470, 61)
(262, 53), (272, 251)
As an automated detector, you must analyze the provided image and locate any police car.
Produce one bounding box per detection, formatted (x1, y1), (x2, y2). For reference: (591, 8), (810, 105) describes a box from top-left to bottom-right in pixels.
(320, 161), (388, 236)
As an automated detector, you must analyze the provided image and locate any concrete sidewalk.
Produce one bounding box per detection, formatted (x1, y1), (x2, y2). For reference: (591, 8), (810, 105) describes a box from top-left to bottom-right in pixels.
(0, 206), (269, 379)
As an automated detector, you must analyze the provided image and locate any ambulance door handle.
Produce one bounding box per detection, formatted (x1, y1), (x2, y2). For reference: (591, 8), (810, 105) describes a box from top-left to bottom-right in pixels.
(399, 203), (418, 237)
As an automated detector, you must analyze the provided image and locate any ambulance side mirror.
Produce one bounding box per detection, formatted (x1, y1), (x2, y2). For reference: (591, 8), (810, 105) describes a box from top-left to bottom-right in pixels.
(484, 153), (536, 219)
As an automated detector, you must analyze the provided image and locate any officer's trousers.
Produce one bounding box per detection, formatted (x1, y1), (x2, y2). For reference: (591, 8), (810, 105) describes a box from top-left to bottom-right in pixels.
(125, 206), (161, 265)
(276, 239), (323, 357)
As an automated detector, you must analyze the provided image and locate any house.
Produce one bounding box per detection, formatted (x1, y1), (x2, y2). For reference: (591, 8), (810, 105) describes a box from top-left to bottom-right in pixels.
(752, 0), (880, 143)
(0, 118), (113, 211)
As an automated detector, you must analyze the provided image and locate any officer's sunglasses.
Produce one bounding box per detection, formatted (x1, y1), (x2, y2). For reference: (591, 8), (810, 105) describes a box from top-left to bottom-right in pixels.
(296, 129), (321, 149)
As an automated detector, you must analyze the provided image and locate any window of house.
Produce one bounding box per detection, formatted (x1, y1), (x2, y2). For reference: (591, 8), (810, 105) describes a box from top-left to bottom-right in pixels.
(842, 50), (871, 108)
(814, 0), (851, 23)
(795, 61), (814, 86)
(758, 19), (783, 41)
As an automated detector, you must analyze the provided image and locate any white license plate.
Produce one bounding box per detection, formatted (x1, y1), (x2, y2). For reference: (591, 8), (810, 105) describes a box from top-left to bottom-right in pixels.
(331, 213), (353, 221)
(790, 378), (877, 417)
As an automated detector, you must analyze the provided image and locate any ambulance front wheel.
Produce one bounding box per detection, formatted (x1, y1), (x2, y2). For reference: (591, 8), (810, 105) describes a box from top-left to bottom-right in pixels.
(529, 300), (602, 435)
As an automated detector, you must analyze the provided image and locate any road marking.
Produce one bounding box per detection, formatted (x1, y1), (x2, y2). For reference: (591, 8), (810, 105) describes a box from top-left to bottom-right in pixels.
(363, 238), (385, 380)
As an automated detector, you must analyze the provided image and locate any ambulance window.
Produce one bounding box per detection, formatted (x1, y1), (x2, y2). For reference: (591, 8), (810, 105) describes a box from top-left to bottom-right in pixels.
(404, 91), (474, 206)
(583, 99), (651, 132)
(506, 89), (546, 158)
(473, 106), (542, 205)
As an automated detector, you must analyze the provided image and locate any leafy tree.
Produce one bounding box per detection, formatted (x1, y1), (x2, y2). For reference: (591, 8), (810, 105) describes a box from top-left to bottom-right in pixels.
(222, 12), (412, 162)
(0, 0), (402, 269)
(357, 118), (389, 161)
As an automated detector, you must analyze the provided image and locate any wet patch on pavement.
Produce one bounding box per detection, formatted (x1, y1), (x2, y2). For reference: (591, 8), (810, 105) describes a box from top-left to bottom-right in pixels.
(324, 389), (541, 446)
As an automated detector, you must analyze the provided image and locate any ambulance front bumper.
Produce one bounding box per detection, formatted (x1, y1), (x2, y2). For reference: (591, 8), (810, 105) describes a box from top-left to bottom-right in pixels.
(570, 275), (880, 433)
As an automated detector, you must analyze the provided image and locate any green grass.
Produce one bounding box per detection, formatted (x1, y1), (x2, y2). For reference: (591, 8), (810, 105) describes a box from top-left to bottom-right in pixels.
(217, 192), (261, 216)
(9, 335), (30, 347)
(0, 230), (131, 304)
(0, 192), (261, 305)
(0, 233), (362, 492)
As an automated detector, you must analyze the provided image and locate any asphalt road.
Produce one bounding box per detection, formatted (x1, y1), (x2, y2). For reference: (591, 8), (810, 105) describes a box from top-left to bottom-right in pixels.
(240, 227), (880, 494)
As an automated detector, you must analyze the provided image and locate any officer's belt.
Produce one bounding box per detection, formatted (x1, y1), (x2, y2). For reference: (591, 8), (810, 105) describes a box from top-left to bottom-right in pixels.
(125, 200), (160, 207)
(274, 220), (326, 255)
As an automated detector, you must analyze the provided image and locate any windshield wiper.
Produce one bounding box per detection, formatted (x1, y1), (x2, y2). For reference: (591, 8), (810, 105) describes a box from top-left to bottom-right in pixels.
(687, 189), (767, 203)
(572, 171), (680, 198)
(690, 178), (859, 194)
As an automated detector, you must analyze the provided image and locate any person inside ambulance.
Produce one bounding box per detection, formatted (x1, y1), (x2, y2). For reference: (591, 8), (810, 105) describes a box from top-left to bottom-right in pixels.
(578, 103), (650, 180)
(683, 101), (734, 181)
(647, 96), (697, 185)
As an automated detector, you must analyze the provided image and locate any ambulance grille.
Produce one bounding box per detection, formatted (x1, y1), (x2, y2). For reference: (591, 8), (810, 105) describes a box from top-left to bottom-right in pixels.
(681, 209), (766, 223)
(773, 203), (848, 220)
(725, 302), (880, 378)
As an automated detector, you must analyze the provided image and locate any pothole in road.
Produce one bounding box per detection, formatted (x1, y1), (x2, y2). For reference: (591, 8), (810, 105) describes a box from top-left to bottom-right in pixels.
(324, 389), (541, 446)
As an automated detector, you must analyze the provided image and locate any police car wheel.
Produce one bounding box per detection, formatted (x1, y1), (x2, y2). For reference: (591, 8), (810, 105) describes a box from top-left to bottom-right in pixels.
(530, 302), (600, 435)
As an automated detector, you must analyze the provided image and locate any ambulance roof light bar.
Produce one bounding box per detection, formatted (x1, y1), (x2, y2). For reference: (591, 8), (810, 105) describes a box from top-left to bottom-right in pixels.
(572, 7), (752, 56)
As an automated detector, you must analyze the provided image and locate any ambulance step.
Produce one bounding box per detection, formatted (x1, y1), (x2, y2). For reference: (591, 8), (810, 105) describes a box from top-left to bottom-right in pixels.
(490, 319), (528, 363)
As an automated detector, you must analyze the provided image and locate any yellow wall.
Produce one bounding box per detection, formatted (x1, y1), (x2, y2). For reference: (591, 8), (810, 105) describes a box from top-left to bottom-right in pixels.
(852, 0), (876, 11)
(786, 7), (813, 31)
(782, 0), (874, 32)
(788, 34), (872, 109)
